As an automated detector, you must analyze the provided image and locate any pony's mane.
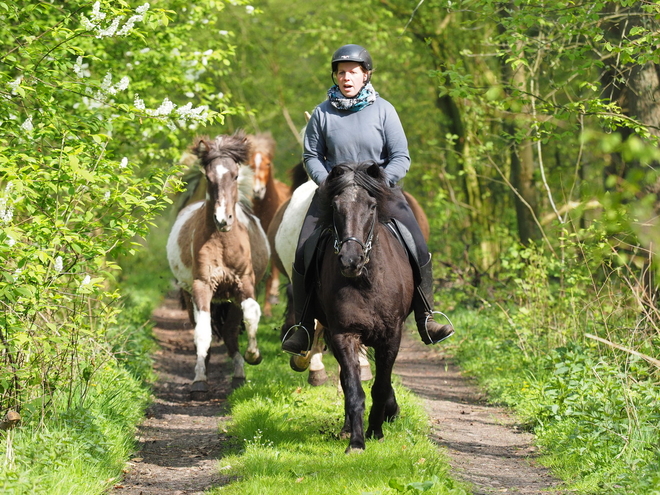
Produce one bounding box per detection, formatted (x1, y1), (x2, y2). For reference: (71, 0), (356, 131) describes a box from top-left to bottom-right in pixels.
(318, 161), (394, 225)
(247, 132), (276, 160)
(175, 132), (254, 213)
(193, 131), (250, 167)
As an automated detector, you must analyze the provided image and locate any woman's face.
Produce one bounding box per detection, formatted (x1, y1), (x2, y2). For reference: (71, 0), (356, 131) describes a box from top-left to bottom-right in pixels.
(336, 62), (367, 98)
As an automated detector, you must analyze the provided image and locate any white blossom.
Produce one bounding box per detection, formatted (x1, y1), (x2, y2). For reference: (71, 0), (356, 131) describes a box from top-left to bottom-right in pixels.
(120, 157), (128, 168)
(104, 191), (111, 201)
(21, 116), (33, 133)
(133, 94), (145, 110)
(218, 30), (229, 36)
(7, 76), (22, 94)
(246, 5), (255, 14)
(90, 1), (106, 22)
(73, 56), (90, 78)
(80, 275), (91, 287)
(96, 16), (121, 38)
(6, 236), (15, 247)
(54, 256), (63, 273)
(0, 196), (13, 223)
(116, 76), (130, 91)
(135, 3), (150, 14)
(149, 97), (175, 116)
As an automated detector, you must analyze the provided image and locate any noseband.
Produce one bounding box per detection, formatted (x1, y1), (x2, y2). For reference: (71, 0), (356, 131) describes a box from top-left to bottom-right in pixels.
(332, 208), (376, 264)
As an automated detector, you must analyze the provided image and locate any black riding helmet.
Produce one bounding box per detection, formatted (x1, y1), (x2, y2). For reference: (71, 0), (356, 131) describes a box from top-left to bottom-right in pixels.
(331, 44), (373, 73)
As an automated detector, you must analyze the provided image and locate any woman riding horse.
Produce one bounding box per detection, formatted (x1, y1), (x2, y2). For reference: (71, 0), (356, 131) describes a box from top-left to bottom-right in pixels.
(282, 44), (454, 356)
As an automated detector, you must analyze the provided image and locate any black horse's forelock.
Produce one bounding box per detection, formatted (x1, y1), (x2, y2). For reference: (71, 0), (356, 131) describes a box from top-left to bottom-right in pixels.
(319, 161), (394, 224)
(193, 131), (250, 166)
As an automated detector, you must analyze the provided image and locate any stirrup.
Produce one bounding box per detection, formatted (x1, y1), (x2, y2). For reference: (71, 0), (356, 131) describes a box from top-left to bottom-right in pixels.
(281, 323), (312, 357)
(421, 311), (455, 344)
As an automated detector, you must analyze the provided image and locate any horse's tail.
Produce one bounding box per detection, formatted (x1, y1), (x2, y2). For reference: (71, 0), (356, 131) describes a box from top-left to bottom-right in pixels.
(289, 160), (309, 194)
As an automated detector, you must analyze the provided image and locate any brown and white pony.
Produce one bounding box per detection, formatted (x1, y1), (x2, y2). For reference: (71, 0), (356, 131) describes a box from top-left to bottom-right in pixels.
(167, 132), (270, 397)
(246, 132), (292, 317)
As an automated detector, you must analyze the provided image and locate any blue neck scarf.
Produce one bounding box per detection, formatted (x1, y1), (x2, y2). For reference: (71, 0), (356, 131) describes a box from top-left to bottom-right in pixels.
(327, 82), (378, 112)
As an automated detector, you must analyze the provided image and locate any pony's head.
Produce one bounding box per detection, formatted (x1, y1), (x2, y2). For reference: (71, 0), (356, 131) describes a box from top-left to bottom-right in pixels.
(320, 161), (393, 277)
(192, 131), (251, 232)
(246, 132), (276, 200)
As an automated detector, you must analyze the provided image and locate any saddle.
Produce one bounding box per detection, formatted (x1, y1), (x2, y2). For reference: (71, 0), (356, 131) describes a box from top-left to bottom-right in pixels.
(300, 218), (421, 286)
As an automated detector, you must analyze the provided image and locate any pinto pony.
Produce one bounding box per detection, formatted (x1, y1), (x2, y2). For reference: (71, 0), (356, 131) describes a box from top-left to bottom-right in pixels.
(167, 132), (270, 397)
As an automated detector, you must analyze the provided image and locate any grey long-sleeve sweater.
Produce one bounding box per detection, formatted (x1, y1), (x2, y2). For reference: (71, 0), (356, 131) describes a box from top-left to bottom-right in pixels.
(303, 96), (411, 186)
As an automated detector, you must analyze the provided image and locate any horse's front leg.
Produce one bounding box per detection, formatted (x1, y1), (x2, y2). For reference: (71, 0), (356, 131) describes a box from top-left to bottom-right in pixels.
(333, 333), (366, 453)
(365, 336), (401, 441)
(190, 282), (213, 397)
(241, 297), (262, 365)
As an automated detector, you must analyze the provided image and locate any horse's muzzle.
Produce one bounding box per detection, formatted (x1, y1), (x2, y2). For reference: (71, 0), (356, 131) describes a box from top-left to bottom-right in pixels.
(338, 253), (366, 278)
(214, 217), (233, 232)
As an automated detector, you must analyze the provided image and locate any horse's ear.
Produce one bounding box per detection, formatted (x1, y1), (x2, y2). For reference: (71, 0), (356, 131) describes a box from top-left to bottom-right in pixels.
(366, 162), (382, 179)
(328, 163), (347, 181)
(192, 136), (210, 159)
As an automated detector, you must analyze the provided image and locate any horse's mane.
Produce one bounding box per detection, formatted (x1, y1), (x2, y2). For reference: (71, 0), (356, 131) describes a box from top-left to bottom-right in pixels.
(174, 131), (254, 213)
(246, 132), (276, 160)
(318, 161), (395, 226)
(193, 131), (250, 166)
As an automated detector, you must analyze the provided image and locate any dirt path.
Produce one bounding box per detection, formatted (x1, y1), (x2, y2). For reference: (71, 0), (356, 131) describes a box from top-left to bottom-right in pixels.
(113, 294), (566, 494)
(395, 334), (567, 494)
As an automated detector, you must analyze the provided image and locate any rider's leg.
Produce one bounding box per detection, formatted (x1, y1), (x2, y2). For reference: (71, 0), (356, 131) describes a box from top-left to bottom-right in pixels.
(388, 189), (454, 345)
(281, 192), (321, 356)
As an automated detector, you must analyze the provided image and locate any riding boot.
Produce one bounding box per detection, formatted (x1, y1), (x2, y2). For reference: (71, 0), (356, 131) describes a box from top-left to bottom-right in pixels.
(281, 266), (315, 356)
(412, 256), (454, 345)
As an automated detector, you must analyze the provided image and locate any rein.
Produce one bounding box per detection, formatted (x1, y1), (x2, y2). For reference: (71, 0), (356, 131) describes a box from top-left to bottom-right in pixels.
(331, 209), (376, 264)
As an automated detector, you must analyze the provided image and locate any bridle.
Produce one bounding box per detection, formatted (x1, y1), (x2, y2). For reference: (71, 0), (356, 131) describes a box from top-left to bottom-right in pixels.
(331, 206), (377, 264)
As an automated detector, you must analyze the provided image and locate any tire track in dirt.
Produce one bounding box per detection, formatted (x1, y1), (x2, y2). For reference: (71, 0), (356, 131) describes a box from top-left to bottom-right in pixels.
(113, 293), (568, 494)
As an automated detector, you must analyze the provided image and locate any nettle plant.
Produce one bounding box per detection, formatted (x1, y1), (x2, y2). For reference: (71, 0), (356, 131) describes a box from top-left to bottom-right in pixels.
(0, 0), (253, 415)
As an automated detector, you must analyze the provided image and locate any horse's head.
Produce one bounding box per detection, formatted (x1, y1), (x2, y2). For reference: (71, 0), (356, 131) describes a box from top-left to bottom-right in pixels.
(193, 132), (250, 232)
(321, 161), (390, 278)
(247, 133), (276, 201)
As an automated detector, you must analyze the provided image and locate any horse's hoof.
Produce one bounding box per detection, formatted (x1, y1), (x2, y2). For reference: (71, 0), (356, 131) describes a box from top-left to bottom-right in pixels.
(244, 351), (262, 365)
(360, 364), (373, 381)
(308, 369), (328, 387)
(231, 376), (246, 389)
(290, 354), (310, 372)
(190, 381), (209, 401)
(267, 294), (279, 306)
(345, 445), (365, 454)
(366, 428), (384, 440)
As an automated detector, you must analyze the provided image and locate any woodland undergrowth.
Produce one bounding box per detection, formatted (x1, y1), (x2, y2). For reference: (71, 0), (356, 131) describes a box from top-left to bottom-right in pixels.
(443, 226), (660, 494)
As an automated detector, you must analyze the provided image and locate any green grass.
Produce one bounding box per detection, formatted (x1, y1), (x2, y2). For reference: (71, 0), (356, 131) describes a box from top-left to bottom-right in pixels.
(210, 303), (468, 495)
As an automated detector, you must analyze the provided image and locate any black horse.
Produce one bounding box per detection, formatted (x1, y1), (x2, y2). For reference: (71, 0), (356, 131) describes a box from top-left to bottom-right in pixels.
(311, 161), (416, 452)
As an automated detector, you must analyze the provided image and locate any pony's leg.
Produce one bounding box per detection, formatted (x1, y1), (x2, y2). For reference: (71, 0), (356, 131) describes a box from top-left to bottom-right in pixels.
(308, 324), (328, 386)
(219, 303), (247, 389)
(190, 289), (213, 397)
(358, 345), (373, 381)
(365, 340), (401, 441)
(262, 267), (281, 317)
(241, 298), (262, 365)
(332, 334), (366, 453)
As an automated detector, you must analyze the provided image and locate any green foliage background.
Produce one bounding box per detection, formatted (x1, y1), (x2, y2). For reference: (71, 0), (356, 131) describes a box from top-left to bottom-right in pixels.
(1, 0), (659, 493)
